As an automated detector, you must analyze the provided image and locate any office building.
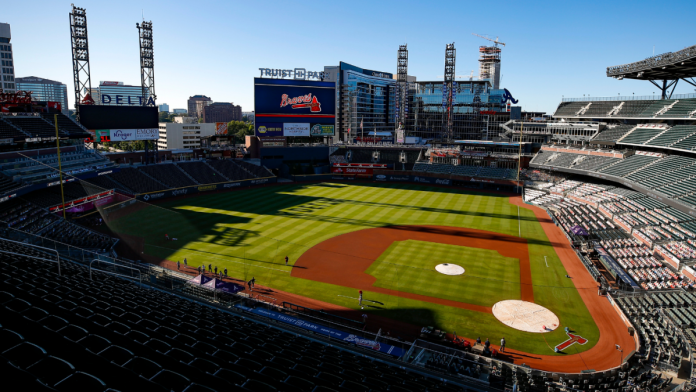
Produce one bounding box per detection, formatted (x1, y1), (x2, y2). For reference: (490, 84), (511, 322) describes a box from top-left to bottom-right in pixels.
(187, 95), (212, 118)
(157, 121), (216, 150)
(15, 77), (69, 114)
(202, 102), (242, 123)
(158, 103), (169, 112)
(0, 23), (15, 93)
(173, 109), (187, 115)
(331, 62), (397, 141)
(98, 81), (148, 106)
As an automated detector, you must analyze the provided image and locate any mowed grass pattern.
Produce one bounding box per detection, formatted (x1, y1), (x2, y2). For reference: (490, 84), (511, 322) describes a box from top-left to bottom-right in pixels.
(366, 240), (521, 307)
(105, 182), (600, 355)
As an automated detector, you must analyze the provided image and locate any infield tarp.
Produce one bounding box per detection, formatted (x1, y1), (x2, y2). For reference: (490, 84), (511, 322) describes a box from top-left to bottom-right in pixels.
(236, 305), (405, 357)
(594, 246), (640, 289)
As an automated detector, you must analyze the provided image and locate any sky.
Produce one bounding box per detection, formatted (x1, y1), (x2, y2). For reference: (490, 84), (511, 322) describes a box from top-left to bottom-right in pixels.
(4, 0), (696, 114)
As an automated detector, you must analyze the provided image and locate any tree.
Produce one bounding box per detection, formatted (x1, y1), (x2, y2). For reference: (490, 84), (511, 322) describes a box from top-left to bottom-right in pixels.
(159, 111), (172, 123)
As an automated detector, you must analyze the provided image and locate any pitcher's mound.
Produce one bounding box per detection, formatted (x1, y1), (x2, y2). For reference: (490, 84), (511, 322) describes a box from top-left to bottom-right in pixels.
(435, 263), (465, 275)
(492, 300), (559, 333)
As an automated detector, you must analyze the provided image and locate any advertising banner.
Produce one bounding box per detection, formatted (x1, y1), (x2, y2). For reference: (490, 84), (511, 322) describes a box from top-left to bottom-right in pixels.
(215, 122), (228, 135)
(310, 124), (335, 136)
(283, 123), (310, 137)
(236, 305), (405, 357)
(96, 129), (159, 141)
(260, 137), (287, 147)
(412, 176), (451, 186)
(135, 177), (277, 201)
(331, 167), (373, 175)
(255, 122), (284, 137)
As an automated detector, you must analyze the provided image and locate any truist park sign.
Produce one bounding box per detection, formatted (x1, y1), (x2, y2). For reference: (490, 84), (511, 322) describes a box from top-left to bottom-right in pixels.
(259, 68), (328, 80)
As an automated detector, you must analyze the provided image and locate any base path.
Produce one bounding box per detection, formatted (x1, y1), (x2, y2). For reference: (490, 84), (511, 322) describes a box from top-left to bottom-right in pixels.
(293, 225), (535, 314)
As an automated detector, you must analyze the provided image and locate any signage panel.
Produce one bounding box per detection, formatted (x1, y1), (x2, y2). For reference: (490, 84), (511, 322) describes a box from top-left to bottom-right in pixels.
(310, 124), (335, 136)
(283, 123), (310, 137)
(254, 78), (335, 127)
(96, 129), (159, 141)
(255, 122), (284, 137)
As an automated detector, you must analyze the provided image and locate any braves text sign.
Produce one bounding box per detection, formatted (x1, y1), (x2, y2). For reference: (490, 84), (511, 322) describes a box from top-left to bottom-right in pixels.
(254, 78), (335, 128)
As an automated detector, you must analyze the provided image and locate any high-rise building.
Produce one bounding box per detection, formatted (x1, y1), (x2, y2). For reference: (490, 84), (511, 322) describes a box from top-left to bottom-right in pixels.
(15, 77), (69, 114)
(98, 81), (148, 106)
(0, 23), (16, 93)
(187, 95), (212, 118)
(202, 102), (242, 123)
(158, 103), (169, 112)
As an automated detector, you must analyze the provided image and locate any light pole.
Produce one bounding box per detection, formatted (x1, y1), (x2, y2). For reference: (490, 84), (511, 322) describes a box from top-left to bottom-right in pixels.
(615, 344), (623, 365)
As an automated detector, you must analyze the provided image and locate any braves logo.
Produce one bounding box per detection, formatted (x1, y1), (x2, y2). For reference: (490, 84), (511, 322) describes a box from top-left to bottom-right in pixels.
(501, 88), (519, 104)
(555, 332), (588, 351)
(280, 93), (321, 112)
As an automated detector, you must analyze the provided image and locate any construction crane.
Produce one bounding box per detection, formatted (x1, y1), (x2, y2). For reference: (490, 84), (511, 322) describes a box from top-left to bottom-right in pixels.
(472, 33), (506, 47)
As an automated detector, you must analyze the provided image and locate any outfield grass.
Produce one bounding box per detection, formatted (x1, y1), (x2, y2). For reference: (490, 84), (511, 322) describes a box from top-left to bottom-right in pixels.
(105, 182), (599, 355)
(366, 240), (521, 307)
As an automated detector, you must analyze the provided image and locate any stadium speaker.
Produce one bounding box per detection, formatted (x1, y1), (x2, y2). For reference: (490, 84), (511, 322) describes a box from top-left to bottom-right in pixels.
(399, 152), (407, 163)
(628, 327), (634, 336)
(372, 151), (380, 163)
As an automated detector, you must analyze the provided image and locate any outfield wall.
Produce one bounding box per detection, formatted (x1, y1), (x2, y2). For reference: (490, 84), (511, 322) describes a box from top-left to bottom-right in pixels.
(134, 176), (278, 202)
(292, 171), (523, 191)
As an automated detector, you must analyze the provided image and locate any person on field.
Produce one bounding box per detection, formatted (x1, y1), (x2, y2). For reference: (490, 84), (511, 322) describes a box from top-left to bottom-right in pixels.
(250, 277), (256, 288)
(285, 256), (289, 266)
(247, 279), (253, 291)
(500, 337), (506, 352)
(484, 338), (490, 349)
(359, 290), (363, 308)
(476, 337), (481, 346)
(214, 266), (218, 275)
(184, 258), (187, 267)
(208, 264), (212, 272)
(197, 266), (201, 275)
(224, 268), (227, 277)
(165, 234), (169, 241)
(177, 261), (180, 270)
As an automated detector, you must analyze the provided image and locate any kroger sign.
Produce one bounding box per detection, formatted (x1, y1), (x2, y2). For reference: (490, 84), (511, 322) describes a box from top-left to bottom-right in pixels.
(96, 128), (159, 141)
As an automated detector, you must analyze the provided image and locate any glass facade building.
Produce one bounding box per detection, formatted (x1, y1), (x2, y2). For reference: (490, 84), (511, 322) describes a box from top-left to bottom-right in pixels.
(335, 62), (396, 141)
(405, 80), (509, 141)
(15, 77), (69, 114)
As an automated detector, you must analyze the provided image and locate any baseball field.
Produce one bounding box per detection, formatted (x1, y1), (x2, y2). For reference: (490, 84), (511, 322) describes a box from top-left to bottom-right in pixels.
(104, 182), (605, 358)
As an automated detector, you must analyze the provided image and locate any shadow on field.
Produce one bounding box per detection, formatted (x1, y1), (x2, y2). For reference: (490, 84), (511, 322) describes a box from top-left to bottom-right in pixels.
(299, 307), (439, 341)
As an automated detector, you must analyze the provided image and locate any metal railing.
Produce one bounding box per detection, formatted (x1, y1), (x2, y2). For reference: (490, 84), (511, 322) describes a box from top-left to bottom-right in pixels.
(561, 93), (696, 102)
(0, 237), (61, 276)
(89, 258), (143, 288)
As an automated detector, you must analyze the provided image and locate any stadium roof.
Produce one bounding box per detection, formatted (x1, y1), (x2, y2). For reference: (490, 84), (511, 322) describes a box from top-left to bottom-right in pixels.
(454, 140), (528, 146)
(607, 44), (696, 80)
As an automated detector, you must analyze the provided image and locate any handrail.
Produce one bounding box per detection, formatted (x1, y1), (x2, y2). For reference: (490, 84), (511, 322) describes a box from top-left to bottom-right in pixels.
(89, 258), (143, 288)
(0, 249), (61, 276)
(0, 237), (61, 276)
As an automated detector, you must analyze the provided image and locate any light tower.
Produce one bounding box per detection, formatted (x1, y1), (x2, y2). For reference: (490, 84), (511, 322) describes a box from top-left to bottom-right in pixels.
(69, 5), (92, 120)
(443, 43), (456, 141)
(397, 45), (408, 136)
(137, 21), (156, 106)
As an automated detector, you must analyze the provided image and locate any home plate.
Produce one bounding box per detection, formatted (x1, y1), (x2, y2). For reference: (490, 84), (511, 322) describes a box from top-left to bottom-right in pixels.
(492, 300), (559, 333)
(435, 263), (464, 276)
